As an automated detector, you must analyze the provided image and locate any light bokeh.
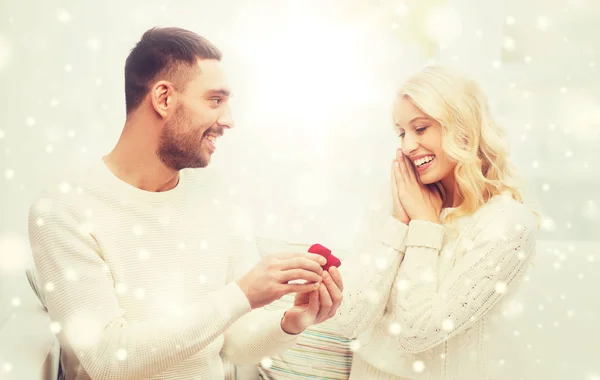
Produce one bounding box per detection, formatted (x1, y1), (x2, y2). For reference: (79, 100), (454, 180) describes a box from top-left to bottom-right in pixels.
(0, 0), (598, 378)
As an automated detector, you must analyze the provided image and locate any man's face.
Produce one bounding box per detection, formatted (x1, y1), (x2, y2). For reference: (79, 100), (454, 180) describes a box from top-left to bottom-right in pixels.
(158, 59), (233, 170)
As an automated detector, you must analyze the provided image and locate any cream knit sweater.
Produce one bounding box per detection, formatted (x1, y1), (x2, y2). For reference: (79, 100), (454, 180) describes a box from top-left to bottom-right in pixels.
(28, 160), (298, 380)
(334, 189), (538, 380)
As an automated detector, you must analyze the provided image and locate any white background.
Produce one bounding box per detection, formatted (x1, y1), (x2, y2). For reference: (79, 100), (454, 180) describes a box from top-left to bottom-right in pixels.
(0, 0), (599, 379)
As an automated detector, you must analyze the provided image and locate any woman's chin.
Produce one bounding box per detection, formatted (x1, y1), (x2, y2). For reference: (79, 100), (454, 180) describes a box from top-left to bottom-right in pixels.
(417, 173), (437, 185)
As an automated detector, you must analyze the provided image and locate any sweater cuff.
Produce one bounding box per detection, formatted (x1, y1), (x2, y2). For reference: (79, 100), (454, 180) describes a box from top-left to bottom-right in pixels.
(215, 282), (252, 321)
(406, 220), (444, 250)
(264, 309), (300, 344)
(380, 216), (409, 251)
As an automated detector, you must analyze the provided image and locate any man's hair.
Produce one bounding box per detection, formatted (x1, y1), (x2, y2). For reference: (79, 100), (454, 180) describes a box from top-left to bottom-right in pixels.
(124, 27), (222, 114)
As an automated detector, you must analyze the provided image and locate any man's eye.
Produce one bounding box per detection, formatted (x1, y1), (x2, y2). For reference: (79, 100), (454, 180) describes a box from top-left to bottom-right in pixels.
(211, 98), (221, 105)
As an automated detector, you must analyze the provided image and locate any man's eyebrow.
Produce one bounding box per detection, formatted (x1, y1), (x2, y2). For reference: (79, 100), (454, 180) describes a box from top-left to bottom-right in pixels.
(205, 89), (232, 97)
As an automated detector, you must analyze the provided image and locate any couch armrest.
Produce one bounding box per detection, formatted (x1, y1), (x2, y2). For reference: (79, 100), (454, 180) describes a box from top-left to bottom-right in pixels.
(0, 278), (58, 380)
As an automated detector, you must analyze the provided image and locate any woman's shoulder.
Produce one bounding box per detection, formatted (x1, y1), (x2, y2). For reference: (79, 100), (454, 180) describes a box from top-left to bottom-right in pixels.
(471, 192), (539, 237)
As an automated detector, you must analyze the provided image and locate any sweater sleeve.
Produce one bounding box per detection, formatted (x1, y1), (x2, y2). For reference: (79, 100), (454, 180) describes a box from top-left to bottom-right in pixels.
(392, 206), (538, 354)
(221, 207), (298, 365)
(333, 202), (409, 339)
(29, 195), (252, 380)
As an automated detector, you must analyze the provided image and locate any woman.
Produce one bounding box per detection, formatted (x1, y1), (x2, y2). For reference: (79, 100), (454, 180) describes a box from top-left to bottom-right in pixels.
(330, 65), (538, 379)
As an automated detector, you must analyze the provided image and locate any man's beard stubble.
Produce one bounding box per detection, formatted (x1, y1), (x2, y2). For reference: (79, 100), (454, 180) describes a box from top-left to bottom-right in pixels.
(157, 105), (208, 171)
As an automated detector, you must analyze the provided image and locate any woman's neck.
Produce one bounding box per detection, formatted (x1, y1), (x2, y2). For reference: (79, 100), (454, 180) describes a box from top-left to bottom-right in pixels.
(440, 175), (460, 208)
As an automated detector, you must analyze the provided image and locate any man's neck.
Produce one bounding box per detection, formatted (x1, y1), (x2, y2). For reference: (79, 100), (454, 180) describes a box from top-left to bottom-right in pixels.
(103, 118), (180, 193)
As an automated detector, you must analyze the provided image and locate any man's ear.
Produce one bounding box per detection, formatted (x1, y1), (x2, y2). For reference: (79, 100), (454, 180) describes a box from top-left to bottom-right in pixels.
(150, 80), (174, 119)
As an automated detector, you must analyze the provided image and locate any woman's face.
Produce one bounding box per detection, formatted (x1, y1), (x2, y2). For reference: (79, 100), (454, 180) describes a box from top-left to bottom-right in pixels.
(393, 95), (456, 186)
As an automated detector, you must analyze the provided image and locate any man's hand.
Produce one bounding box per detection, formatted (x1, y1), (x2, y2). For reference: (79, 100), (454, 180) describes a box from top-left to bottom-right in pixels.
(236, 252), (326, 309)
(280, 266), (344, 335)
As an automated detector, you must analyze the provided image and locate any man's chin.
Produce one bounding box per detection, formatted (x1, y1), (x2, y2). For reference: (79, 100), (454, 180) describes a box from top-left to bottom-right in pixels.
(189, 160), (209, 169)
(192, 154), (211, 169)
(172, 155), (210, 170)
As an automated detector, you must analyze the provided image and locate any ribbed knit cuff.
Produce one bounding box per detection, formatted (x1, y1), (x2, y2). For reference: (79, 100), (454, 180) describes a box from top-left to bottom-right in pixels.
(380, 216), (409, 251)
(406, 220), (444, 250)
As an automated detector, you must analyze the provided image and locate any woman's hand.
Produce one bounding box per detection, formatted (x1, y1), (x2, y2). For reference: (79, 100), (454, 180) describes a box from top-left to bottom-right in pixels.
(392, 149), (410, 224)
(394, 151), (443, 224)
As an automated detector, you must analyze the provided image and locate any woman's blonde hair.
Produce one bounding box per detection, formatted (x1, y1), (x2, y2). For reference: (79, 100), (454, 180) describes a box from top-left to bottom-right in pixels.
(397, 65), (523, 223)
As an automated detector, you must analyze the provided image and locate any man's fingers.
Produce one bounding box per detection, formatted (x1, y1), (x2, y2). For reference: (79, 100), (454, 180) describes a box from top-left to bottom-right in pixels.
(293, 290), (311, 305)
(307, 289), (320, 316)
(322, 270), (343, 319)
(306, 253), (327, 267)
(273, 252), (326, 265)
(283, 282), (321, 295)
(280, 269), (322, 284)
(328, 266), (344, 293)
(279, 257), (324, 274)
(316, 283), (333, 322)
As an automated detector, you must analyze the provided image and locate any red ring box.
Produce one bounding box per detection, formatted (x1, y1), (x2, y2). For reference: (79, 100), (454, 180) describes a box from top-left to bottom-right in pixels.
(308, 243), (341, 270)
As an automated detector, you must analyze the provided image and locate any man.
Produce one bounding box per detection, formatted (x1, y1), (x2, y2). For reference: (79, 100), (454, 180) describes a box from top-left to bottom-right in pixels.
(28, 27), (343, 380)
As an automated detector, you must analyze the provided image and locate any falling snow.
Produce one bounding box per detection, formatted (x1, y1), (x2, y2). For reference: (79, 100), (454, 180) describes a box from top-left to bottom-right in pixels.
(260, 357), (273, 369)
(0, 2), (598, 379)
(388, 322), (402, 335)
(495, 281), (508, 294)
(413, 360), (425, 373)
(49, 321), (62, 334)
(115, 283), (128, 295)
(442, 318), (455, 331)
(0, 35), (11, 72)
(56, 9), (71, 23)
(139, 249), (150, 260)
(134, 288), (146, 300)
(0, 234), (30, 274)
(2, 362), (13, 373)
(116, 349), (128, 361)
(64, 312), (104, 348)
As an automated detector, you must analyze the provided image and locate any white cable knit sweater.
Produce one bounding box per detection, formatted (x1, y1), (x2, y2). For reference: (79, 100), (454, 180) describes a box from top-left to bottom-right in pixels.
(334, 189), (538, 380)
(28, 160), (298, 380)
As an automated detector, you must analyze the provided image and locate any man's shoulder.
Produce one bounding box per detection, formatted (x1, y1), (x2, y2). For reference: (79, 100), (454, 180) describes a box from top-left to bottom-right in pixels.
(30, 161), (104, 218)
(182, 166), (233, 194)
(183, 167), (250, 209)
